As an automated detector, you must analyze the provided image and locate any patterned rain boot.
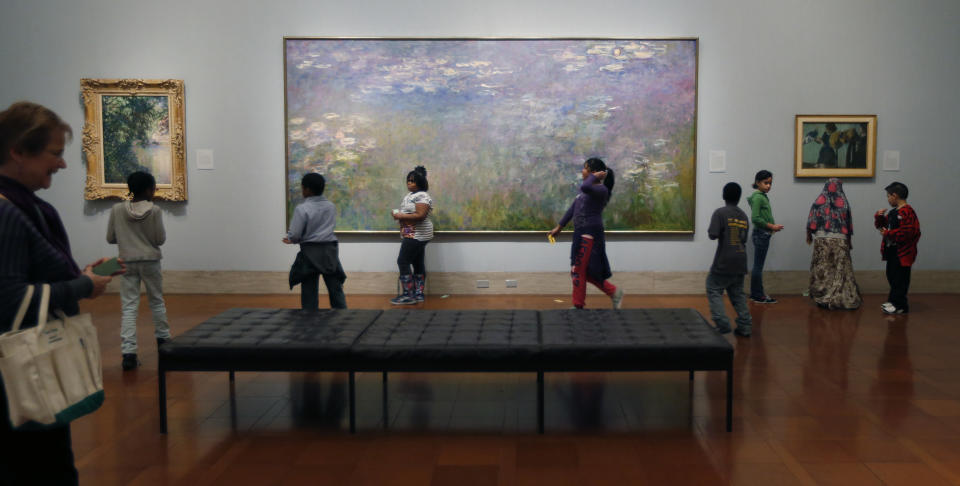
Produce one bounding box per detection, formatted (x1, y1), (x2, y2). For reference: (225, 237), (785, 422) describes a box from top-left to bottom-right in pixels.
(413, 274), (425, 302)
(390, 275), (417, 305)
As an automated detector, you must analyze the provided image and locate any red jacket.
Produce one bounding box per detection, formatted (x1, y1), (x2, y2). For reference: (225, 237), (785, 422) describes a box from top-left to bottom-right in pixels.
(874, 205), (920, 266)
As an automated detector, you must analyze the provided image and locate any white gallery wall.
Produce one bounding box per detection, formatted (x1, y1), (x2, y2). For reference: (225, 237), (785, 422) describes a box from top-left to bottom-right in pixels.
(1, 0), (957, 275)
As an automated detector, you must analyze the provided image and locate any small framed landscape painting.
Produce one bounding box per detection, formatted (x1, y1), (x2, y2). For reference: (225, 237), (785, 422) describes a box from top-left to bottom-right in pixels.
(81, 78), (187, 200)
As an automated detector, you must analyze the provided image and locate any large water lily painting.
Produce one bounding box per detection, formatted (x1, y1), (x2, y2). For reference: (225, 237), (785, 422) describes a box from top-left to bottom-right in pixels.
(284, 38), (698, 232)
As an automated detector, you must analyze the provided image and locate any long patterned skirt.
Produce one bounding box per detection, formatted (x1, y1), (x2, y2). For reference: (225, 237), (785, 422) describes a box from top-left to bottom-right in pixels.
(809, 237), (862, 310)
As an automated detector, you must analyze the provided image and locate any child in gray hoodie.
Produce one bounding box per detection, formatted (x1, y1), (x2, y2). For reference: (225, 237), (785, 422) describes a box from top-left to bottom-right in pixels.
(106, 171), (170, 370)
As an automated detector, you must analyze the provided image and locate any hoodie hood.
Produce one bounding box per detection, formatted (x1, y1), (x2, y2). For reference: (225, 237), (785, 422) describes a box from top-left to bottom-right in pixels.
(124, 200), (155, 221)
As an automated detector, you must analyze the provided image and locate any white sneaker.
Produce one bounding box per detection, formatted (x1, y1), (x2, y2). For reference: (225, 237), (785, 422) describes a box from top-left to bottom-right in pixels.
(881, 302), (896, 313)
(611, 288), (624, 310)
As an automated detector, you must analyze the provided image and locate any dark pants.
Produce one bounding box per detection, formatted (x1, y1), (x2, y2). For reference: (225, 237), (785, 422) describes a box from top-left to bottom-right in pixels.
(0, 390), (78, 485)
(397, 238), (428, 275)
(301, 272), (347, 310)
(750, 229), (772, 299)
(885, 251), (912, 312)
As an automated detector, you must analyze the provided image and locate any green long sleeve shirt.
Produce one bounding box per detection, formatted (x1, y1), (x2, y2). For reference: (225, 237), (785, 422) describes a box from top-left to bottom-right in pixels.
(747, 190), (774, 230)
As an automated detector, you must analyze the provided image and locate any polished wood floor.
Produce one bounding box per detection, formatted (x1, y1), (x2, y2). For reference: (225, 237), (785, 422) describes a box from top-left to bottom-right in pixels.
(71, 292), (960, 485)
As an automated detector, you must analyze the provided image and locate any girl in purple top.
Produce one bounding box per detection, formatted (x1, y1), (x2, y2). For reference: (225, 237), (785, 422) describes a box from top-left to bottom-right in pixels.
(548, 158), (624, 309)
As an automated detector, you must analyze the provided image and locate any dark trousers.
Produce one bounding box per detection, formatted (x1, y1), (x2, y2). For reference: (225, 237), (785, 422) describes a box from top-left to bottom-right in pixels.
(885, 252), (912, 312)
(750, 229), (772, 299)
(0, 391), (78, 485)
(301, 272), (347, 310)
(397, 238), (428, 275)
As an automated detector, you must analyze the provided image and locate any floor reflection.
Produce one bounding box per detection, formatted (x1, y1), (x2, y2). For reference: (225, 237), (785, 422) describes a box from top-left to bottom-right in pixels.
(563, 373), (606, 428)
(288, 372), (347, 426)
(806, 305), (860, 390)
(872, 316), (913, 426)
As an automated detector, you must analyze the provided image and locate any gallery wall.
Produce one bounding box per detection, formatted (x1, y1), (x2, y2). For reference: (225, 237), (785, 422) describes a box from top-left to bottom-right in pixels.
(1, 0), (957, 275)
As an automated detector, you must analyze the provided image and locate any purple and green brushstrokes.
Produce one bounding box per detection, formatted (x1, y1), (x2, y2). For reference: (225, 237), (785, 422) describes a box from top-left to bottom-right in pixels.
(285, 39), (697, 232)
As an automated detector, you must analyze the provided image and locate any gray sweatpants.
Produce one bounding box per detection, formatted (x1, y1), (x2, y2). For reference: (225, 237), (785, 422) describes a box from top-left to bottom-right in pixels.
(120, 260), (171, 354)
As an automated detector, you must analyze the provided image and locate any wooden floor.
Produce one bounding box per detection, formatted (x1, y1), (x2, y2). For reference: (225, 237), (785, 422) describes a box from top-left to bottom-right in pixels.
(70, 292), (960, 486)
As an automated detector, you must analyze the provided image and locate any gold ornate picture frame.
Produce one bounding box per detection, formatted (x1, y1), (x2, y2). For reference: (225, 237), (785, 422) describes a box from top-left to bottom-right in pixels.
(81, 78), (186, 200)
(795, 114), (876, 178)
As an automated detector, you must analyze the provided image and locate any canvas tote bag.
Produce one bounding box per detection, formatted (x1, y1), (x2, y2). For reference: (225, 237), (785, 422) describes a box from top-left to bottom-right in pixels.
(0, 284), (104, 428)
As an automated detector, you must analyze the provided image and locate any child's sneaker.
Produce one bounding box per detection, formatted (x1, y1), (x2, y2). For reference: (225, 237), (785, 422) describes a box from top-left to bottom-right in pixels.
(390, 295), (417, 305)
(751, 296), (777, 304)
(122, 353), (139, 371)
(734, 329), (752, 337)
(882, 305), (906, 315)
(715, 326), (732, 335)
(611, 288), (624, 310)
(880, 302), (896, 313)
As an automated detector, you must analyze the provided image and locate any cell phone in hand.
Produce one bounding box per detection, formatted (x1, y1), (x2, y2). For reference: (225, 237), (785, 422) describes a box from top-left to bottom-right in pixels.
(93, 257), (122, 276)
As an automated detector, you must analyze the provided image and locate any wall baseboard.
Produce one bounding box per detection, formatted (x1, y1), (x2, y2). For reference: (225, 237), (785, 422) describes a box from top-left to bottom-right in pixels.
(106, 270), (960, 294)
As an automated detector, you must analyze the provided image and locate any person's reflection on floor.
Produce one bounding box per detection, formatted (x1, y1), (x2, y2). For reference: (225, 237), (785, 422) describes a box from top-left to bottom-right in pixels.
(805, 305), (860, 391)
(397, 373), (433, 428)
(289, 372), (346, 426)
(872, 315), (913, 428)
(565, 372), (606, 428)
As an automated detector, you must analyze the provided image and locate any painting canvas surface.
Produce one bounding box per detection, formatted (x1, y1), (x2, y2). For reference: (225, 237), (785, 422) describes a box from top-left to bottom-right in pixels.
(285, 38), (698, 232)
(799, 122), (870, 169)
(102, 95), (172, 185)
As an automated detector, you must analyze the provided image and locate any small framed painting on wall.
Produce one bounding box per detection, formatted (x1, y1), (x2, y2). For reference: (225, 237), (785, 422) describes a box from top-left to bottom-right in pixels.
(795, 114), (876, 178)
(81, 78), (187, 200)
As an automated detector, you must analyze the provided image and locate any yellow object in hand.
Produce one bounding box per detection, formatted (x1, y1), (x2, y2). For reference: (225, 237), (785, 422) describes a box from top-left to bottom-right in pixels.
(547, 234), (556, 244)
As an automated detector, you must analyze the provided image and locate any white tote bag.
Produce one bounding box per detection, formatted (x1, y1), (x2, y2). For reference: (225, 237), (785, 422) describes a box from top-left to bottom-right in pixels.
(0, 284), (104, 428)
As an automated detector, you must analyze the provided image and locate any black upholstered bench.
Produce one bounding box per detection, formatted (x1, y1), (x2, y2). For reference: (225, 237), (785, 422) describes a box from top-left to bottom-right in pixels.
(158, 308), (734, 433)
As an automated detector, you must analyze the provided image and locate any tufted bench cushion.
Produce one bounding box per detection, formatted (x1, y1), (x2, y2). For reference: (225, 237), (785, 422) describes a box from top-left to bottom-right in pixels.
(352, 310), (540, 371)
(160, 308), (382, 371)
(538, 308), (734, 371)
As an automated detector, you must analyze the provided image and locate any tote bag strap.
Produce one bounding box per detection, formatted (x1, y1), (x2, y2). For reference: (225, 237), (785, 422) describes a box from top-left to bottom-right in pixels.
(10, 284), (35, 331)
(37, 283), (52, 330)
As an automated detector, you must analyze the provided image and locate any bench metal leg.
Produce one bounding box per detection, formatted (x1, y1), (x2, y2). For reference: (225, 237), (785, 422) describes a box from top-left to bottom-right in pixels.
(229, 370), (235, 383)
(689, 370), (694, 381)
(537, 371), (544, 434)
(229, 372), (237, 430)
(382, 371), (389, 429)
(349, 371), (356, 433)
(726, 366), (733, 432)
(159, 368), (167, 434)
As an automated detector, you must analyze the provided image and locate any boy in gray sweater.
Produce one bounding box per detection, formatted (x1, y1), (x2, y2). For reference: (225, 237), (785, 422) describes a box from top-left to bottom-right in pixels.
(706, 182), (752, 337)
(107, 171), (170, 370)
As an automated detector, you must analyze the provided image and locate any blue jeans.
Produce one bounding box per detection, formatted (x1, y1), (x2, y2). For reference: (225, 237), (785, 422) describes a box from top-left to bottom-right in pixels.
(706, 272), (752, 334)
(750, 229), (772, 299)
(120, 261), (171, 354)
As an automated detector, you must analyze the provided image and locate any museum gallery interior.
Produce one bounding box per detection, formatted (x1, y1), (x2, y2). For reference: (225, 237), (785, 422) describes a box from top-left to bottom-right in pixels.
(1, 0), (960, 485)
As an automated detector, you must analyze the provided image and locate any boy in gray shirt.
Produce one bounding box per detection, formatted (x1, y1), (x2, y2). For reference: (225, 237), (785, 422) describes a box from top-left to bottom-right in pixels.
(706, 182), (752, 337)
(283, 173), (347, 310)
(106, 171), (171, 370)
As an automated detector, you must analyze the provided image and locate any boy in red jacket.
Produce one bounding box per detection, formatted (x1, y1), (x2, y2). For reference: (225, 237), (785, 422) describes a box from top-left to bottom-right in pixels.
(874, 182), (920, 314)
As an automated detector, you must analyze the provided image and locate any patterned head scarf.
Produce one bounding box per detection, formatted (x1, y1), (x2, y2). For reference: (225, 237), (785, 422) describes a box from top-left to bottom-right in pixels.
(807, 177), (852, 236)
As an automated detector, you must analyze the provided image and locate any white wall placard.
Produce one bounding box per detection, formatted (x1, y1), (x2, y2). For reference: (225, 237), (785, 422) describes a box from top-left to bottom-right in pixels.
(882, 150), (900, 171)
(197, 149), (214, 170)
(709, 150), (726, 173)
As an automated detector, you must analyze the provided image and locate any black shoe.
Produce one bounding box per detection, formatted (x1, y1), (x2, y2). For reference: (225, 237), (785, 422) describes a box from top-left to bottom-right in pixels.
(715, 327), (732, 335)
(734, 329), (752, 338)
(157, 337), (170, 347)
(122, 353), (139, 371)
(750, 296), (777, 304)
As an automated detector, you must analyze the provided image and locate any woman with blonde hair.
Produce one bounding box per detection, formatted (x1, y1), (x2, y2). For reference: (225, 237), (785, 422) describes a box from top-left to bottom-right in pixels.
(0, 101), (118, 484)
